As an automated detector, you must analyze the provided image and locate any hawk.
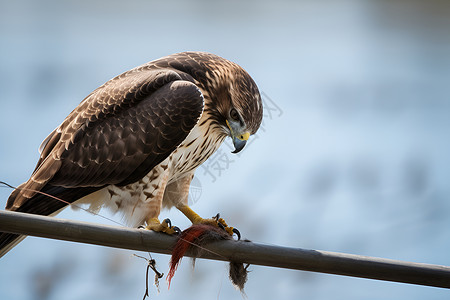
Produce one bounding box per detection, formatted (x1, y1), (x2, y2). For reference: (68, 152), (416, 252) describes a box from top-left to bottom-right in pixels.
(0, 52), (263, 257)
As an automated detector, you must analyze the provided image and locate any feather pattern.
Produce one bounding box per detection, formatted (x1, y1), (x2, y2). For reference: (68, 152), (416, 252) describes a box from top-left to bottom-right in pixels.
(1, 51), (263, 256)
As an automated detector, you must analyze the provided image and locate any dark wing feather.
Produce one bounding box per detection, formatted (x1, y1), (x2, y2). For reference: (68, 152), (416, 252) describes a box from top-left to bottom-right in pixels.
(55, 80), (203, 187)
(7, 69), (204, 210)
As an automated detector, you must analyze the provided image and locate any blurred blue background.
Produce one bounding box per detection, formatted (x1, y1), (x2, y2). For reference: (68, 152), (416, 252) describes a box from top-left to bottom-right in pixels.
(1, 0), (450, 299)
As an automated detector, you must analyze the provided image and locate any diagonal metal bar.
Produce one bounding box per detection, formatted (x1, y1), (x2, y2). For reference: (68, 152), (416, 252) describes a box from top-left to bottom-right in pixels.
(0, 210), (449, 289)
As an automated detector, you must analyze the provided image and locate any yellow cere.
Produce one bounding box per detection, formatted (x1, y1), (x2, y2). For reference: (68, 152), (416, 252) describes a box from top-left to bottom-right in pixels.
(239, 132), (250, 141)
(226, 120), (250, 140)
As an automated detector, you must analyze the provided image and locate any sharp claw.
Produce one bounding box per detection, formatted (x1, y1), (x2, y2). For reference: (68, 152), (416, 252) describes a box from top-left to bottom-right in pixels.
(173, 226), (181, 234)
(213, 213), (220, 221)
(232, 228), (241, 240)
(217, 222), (225, 230)
(163, 218), (172, 228)
(138, 225), (146, 229)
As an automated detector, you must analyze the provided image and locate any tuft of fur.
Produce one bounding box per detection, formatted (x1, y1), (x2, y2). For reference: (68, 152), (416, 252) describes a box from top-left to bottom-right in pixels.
(229, 261), (250, 292)
(167, 224), (250, 292)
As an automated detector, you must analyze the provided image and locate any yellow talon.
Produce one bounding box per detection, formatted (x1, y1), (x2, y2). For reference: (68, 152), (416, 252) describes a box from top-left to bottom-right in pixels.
(217, 217), (235, 236)
(176, 204), (237, 237)
(145, 218), (179, 235)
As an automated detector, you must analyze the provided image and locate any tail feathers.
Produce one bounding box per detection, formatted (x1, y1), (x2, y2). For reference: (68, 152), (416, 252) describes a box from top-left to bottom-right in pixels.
(0, 232), (26, 259)
(1, 184), (101, 258)
(5, 182), (26, 210)
(12, 184), (100, 215)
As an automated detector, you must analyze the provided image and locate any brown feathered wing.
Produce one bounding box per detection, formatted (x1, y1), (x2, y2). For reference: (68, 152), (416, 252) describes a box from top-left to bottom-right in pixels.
(1, 68), (204, 256)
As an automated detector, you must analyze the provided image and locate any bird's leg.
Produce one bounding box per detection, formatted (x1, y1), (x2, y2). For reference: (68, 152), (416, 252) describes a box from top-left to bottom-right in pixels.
(145, 217), (180, 235)
(142, 171), (180, 235)
(176, 204), (238, 237)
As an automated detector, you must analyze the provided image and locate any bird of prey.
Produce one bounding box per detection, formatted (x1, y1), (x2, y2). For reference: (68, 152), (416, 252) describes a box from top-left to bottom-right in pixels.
(0, 51), (263, 257)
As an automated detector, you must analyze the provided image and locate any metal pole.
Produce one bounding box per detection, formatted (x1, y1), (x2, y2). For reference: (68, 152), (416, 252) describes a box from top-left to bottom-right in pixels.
(0, 210), (449, 289)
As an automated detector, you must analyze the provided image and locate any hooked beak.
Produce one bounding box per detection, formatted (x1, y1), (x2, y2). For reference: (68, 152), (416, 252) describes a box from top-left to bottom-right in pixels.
(226, 120), (250, 154)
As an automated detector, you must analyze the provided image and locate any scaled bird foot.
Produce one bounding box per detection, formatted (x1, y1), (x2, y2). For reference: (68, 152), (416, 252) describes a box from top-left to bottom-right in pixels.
(144, 218), (180, 235)
(194, 213), (241, 240)
(176, 204), (241, 239)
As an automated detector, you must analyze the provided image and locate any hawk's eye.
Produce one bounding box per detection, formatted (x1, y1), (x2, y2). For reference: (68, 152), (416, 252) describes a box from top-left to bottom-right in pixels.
(230, 108), (240, 121)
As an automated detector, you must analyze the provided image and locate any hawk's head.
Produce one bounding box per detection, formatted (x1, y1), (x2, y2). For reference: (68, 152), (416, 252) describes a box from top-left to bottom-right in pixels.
(198, 54), (263, 154)
(220, 68), (263, 153)
(162, 51), (263, 153)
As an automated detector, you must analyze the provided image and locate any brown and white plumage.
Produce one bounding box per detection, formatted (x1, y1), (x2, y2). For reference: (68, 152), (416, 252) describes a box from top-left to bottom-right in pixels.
(0, 51), (263, 257)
